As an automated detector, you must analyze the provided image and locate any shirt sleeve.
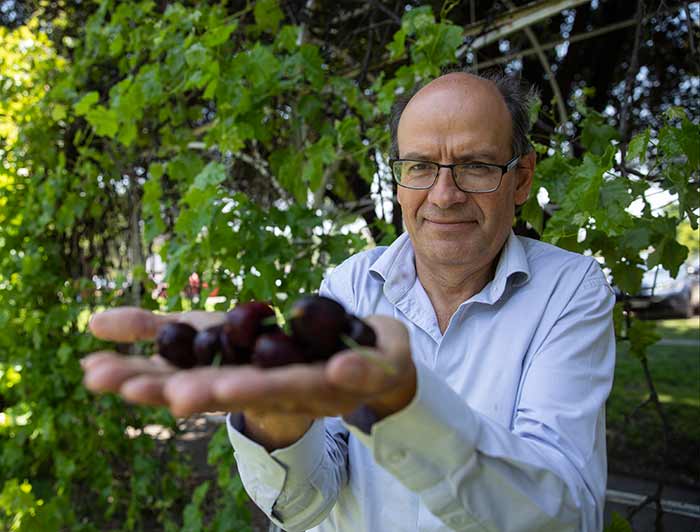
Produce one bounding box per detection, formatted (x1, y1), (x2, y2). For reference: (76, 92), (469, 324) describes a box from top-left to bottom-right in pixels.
(344, 262), (616, 532)
(227, 414), (350, 531)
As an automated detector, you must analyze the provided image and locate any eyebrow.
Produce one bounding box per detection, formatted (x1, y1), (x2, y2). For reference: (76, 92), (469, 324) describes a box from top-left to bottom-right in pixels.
(399, 151), (500, 162)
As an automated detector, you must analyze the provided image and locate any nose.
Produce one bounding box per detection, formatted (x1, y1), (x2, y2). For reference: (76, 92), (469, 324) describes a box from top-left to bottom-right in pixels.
(427, 166), (469, 209)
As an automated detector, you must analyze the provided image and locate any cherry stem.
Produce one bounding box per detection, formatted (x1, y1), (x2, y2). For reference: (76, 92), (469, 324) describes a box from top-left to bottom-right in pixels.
(341, 335), (397, 375)
(261, 315), (278, 327)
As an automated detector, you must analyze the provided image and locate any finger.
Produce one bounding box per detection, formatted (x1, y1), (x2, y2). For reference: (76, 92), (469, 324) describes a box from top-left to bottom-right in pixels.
(89, 307), (172, 342)
(89, 308), (227, 343)
(210, 365), (359, 416)
(176, 311), (226, 331)
(81, 350), (120, 371)
(163, 367), (235, 417)
(325, 350), (393, 394)
(120, 374), (170, 406)
(82, 352), (175, 393)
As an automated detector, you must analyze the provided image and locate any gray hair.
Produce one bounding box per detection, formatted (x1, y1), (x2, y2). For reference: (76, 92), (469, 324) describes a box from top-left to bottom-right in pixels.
(388, 69), (538, 159)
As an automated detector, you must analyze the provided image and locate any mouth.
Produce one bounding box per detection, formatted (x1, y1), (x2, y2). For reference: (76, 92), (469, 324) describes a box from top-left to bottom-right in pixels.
(423, 219), (478, 234)
(425, 219), (477, 225)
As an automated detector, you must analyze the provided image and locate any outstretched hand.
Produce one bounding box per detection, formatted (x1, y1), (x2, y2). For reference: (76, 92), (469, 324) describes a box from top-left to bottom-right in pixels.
(82, 307), (417, 425)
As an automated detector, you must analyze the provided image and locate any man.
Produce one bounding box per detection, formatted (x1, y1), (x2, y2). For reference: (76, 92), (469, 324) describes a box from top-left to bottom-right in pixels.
(83, 71), (615, 531)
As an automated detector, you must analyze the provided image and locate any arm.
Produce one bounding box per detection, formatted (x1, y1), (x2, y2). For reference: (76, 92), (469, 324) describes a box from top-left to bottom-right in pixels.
(227, 415), (350, 532)
(344, 266), (615, 531)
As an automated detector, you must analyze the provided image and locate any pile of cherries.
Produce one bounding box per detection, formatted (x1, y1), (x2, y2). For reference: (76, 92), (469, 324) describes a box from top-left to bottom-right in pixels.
(156, 295), (376, 369)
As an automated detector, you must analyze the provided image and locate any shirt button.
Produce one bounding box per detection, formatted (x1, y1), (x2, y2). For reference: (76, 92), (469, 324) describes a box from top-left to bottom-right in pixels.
(387, 449), (407, 463)
(449, 514), (467, 528)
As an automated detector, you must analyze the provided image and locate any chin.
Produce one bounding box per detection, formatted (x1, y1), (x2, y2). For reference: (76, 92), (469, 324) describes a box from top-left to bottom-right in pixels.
(424, 244), (476, 267)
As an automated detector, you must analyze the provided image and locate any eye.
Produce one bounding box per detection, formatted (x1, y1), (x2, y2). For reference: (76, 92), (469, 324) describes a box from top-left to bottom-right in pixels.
(458, 163), (493, 176)
(406, 162), (432, 172)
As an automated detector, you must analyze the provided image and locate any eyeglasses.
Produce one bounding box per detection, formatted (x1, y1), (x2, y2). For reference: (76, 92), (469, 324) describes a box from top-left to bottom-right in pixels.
(390, 155), (520, 193)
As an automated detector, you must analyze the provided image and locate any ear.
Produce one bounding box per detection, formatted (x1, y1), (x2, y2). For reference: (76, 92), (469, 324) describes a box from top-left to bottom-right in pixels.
(514, 151), (536, 206)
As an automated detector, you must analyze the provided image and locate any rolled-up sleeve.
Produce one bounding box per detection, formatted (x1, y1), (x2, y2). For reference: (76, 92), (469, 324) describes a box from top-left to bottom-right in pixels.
(227, 415), (350, 531)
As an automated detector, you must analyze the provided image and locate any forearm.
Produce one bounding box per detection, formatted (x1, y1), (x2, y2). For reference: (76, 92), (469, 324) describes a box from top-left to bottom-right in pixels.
(345, 364), (600, 531)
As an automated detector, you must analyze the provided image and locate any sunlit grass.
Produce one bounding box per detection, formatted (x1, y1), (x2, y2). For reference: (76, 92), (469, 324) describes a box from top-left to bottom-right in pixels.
(607, 317), (700, 483)
(655, 317), (700, 340)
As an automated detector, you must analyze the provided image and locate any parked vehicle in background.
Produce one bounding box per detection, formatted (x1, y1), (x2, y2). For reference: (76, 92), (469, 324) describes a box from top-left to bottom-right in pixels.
(625, 256), (700, 319)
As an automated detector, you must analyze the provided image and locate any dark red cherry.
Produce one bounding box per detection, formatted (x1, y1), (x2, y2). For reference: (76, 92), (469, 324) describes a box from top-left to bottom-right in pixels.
(223, 301), (278, 351)
(345, 316), (377, 348)
(290, 295), (350, 360)
(156, 322), (198, 368)
(220, 331), (252, 366)
(252, 331), (306, 368)
(193, 325), (223, 366)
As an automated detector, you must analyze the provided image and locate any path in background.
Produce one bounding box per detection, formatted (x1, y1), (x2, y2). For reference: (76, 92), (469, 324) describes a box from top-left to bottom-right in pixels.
(605, 474), (700, 531)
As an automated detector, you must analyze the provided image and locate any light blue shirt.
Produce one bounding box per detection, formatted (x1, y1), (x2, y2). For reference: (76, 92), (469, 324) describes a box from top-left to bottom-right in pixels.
(227, 231), (616, 531)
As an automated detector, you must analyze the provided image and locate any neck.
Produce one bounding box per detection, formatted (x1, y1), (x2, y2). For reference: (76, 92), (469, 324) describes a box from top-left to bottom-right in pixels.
(415, 256), (497, 333)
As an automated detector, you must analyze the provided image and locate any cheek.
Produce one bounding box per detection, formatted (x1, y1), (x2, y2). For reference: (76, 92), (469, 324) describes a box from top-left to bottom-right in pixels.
(397, 189), (423, 214)
(474, 193), (513, 224)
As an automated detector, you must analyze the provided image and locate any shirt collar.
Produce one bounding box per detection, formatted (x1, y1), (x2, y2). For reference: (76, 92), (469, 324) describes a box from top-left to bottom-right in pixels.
(369, 230), (531, 306)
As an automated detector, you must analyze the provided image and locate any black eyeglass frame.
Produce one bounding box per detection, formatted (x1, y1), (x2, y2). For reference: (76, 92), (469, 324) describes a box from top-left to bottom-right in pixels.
(389, 154), (521, 193)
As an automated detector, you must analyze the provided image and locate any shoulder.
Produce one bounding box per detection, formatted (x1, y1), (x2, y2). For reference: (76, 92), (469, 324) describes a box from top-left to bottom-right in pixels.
(328, 246), (388, 280)
(319, 246), (388, 314)
(519, 236), (608, 287)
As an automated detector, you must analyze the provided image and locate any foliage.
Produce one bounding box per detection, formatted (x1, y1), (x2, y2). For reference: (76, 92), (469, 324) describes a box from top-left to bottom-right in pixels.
(0, 1), (698, 530)
(607, 320), (700, 486)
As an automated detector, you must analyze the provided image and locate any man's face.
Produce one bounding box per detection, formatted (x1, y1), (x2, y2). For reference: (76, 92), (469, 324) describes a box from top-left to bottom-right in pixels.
(396, 74), (534, 275)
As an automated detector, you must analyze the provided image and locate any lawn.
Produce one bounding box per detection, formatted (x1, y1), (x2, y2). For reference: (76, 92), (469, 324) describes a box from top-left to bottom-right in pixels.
(606, 317), (700, 487)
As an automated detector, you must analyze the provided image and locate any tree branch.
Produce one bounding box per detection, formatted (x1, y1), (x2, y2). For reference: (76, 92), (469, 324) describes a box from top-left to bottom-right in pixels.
(618, 0), (645, 169)
(505, 0), (567, 124)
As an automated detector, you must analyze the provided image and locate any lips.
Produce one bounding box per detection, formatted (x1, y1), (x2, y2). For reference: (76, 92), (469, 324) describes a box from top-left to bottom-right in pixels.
(425, 219), (476, 224)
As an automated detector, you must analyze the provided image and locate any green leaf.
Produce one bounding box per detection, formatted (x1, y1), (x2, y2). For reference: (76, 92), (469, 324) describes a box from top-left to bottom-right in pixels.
(275, 25), (301, 52)
(270, 147), (305, 203)
(74, 91), (99, 116)
(202, 22), (238, 48)
(182, 480), (209, 532)
(143, 176), (165, 242)
(387, 28), (407, 60)
(402, 5), (435, 33)
(254, 0), (284, 34)
(415, 22), (462, 66)
(303, 135), (336, 192)
(627, 128), (650, 164)
(149, 162), (164, 179)
(646, 234), (688, 277)
(246, 43), (281, 88)
(51, 104), (67, 122)
(185, 43), (211, 69)
(663, 106), (686, 120)
(628, 319), (661, 360)
(192, 162), (227, 190)
(603, 512), (632, 532)
(176, 187), (217, 238)
(86, 105), (119, 138)
(659, 115), (700, 171)
(167, 154), (205, 183)
(581, 113), (620, 156)
(611, 262), (644, 295)
(521, 196), (543, 235)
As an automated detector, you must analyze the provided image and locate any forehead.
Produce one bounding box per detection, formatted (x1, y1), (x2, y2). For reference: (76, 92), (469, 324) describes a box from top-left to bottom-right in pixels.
(397, 75), (512, 157)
